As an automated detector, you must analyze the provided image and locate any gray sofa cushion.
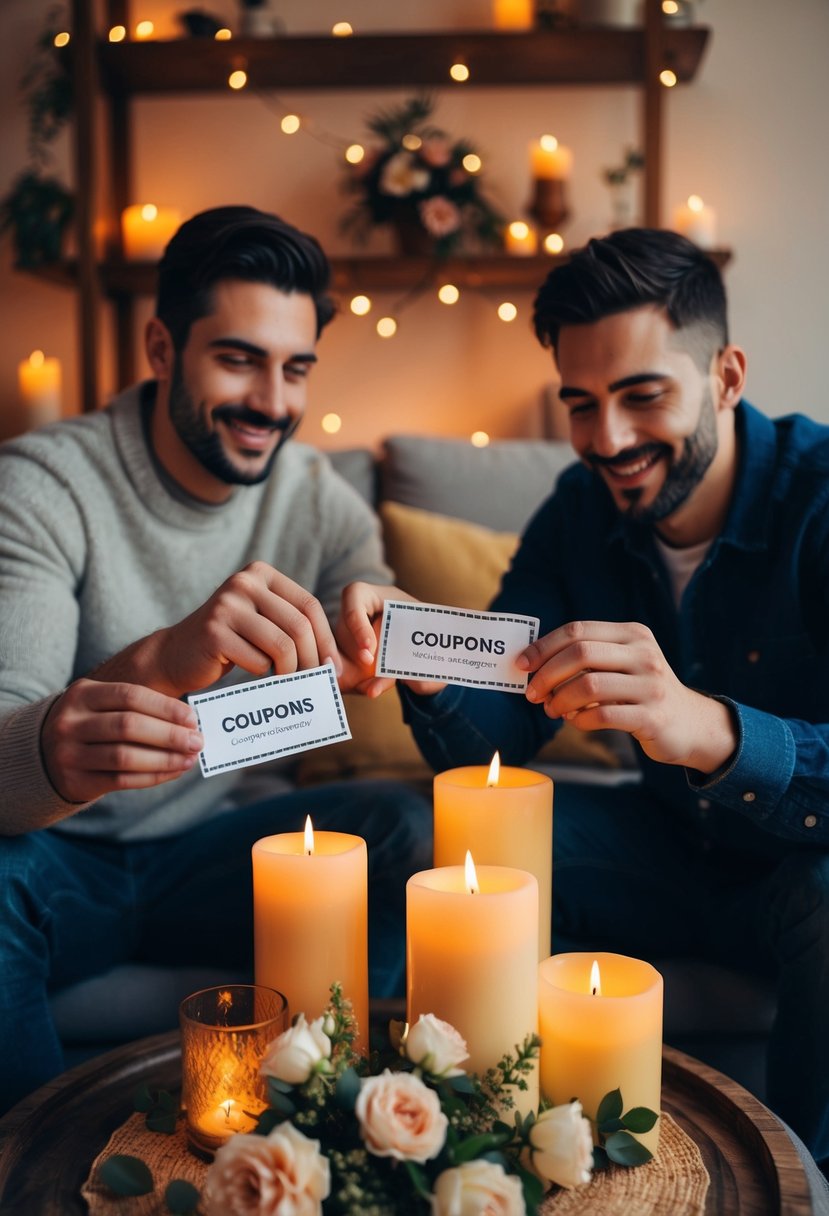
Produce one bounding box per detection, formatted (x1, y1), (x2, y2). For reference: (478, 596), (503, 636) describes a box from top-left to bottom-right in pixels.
(381, 436), (575, 533)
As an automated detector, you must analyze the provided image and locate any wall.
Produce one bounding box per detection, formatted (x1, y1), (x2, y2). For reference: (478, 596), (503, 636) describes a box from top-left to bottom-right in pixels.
(1, 0), (827, 448)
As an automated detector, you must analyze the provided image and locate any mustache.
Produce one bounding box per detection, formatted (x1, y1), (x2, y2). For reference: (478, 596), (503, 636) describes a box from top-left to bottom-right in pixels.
(588, 442), (666, 470)
(212, 405), (294, 433)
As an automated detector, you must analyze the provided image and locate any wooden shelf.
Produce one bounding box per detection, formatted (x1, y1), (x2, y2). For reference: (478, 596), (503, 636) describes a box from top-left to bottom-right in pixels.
(96, 27), (710, 95)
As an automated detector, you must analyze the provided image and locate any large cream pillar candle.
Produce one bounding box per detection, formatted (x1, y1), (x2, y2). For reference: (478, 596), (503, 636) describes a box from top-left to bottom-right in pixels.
(121, 203), (181, 260)
(433, 756), (552, 959)
(18, 350), (61, 426)
(407, 861), (539, 1113)
(530, 135), (573, 180)
(252, 824), (369, 1052)
(672, 194), (717, 249)
(538, 952), (663, 1155)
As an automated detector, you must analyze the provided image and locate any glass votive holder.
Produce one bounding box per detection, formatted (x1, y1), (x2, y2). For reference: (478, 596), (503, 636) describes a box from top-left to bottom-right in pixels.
(180, 983), (289, 1159)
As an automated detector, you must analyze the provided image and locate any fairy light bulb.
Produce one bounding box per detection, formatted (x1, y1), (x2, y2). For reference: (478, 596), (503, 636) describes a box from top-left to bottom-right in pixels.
(471, 431), (490, 448)
(462, 154), (482, 173)
(376, 317), (397, 338)
(438, 284), (460, 305)
(54, 31), (70, 47)
(322, 413), (342, 434)
(332, 22), (354, 36)
(497, 302), (518, 322)
(660, 68), (677, 87)
(228, 69), (248, 89)
(544, 232), (564, 254)
(214, 28), (232, 40)
(108, 24), (126, 41)
(350, 295), (371, 316)
(345, 144), (365, 164)
(450, 62), (470, 82)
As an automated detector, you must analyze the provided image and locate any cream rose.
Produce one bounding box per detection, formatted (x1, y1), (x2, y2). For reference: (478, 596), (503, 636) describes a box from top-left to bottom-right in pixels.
(203, 1122), (330, 1216)
(405, 1013), (469, 1077)
(529, 1100), (594, 1190)
(431, 1159), (525, 1216)
(260, 1014), (331, 1086)
(355, 1069), (447, 1163)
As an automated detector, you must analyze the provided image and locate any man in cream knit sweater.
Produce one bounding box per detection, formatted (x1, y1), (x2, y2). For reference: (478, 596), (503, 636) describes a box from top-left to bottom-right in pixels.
(0, 207), (430, 1113)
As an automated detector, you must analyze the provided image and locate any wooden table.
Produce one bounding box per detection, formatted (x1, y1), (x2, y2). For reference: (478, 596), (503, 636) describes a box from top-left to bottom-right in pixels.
(0, 1037), (816, 1214)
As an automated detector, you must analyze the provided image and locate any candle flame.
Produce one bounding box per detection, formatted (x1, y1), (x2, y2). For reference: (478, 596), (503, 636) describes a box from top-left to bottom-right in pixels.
(140, 203), (158, 222)
(688, 194), (704, 212)
(590, 959), (602, 997)
(222, 1099), (233, 1123)
(29, 349), (45, 369)
(486, 751), (501, 787)
(304, 815), (315, 855)
(540, 133), (559, 152)
(465, 850), (479, 895)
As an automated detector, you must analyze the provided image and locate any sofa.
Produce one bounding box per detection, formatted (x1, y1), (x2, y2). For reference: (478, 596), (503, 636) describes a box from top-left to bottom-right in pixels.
(50, 434), (775, 1099)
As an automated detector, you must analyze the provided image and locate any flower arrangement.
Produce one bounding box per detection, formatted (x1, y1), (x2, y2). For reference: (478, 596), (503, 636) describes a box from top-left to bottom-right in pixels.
(340, 96), (505, 257)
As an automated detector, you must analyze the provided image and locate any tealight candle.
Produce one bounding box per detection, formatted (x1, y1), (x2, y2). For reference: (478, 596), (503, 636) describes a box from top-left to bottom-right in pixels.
(672, 194), (717, 249)
(504, 220), (539, 257)
(433, 754), (552, 958)
(18, 350), (62, 426)
(121, 203), (181, 260)
(530, 135), (573, 180)
(538, 952), (663, 1154)
(407, 856), (539, 1114)
(253, 820), (369, 1052)
(492, 0), (534, 29)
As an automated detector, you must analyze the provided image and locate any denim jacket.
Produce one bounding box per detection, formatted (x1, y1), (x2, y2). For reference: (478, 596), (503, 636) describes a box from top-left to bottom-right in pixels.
(403, 402), (829, 856)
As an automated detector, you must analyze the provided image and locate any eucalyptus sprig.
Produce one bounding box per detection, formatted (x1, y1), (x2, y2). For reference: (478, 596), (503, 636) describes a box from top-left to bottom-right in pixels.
(592, 1086), (659, 1169)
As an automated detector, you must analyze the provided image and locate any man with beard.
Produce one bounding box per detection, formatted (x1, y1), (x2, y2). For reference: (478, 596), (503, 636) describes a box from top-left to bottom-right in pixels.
(343, 228), (829, 1171)
(0, 206), (431, 1114)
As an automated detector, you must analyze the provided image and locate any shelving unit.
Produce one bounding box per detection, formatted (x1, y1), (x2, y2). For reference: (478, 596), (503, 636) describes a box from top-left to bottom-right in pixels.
(60, 0), (717, 412)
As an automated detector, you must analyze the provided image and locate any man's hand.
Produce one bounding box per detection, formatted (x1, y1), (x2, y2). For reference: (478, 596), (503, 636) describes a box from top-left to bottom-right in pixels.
(41, 678), (204, 803)
(336, 582), (446, 698)
(95, 562), (342, 698)
(518, 619), (737, 775)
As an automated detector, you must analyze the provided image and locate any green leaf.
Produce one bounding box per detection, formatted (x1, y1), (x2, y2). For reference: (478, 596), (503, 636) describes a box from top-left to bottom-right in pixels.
(516, 1162), (545, 1213)
(622, 1106), (659, 1134)
(266, 1088), (296, 1117)
(98, 1154), (154, 1197)
(145, 1111), (177, 1135)
(133, 1082), (154, 1112)
(596, 1088), (624, 1125)
(403, 1159), (432, 1201)
(335, 1065), (362, 1111)
(165, 1178), (200, 1214)
(446, 1073), (476, 1094)
(604, 1130), (654, 1167)
(265, 1076), (295, 1094)
(598, 1116), (625, 1135)
(156, 1089), (177, 1113)
(255, 1108), (285, 1135)
(451, 1130), (511, 1164)
(592, 1145), (609, 1171)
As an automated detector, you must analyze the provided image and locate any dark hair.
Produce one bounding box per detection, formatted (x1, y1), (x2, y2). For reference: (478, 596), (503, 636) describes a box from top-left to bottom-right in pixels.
(533, 228), (728, 367)
(155, 205), (336, 350)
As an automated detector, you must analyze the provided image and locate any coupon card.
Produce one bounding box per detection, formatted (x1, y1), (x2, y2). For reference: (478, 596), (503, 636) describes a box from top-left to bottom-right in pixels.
(376, 600), (539, 692)
(187, 661), (350, 778)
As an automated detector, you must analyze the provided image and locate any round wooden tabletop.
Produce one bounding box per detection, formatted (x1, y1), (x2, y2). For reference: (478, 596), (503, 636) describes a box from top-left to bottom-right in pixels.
(0, 1037), (816, 1214)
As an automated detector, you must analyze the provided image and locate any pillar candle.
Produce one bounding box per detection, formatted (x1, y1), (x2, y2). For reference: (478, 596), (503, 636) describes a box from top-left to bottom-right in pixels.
(121, 203), (181, 260)
(504, 220), (539, 257)
(407, 861), (539, 1114)
(433, 757), (552, 959)
(538, 952), (663, 1154)
(492, 0), (534, 29)
(530, 136), (573, 180)
(252, 825), (369, 1052)
(672, 195), (717, 249)
(18, 350), (62, 426)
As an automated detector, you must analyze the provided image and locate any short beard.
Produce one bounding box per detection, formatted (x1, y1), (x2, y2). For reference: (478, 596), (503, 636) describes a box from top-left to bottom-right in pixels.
(167, 360), (296, 487)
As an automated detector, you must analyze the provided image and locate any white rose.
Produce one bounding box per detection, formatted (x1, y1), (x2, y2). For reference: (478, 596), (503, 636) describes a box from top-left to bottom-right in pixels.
(356, 1069), (447, 1163)
(529, 1100), (594, 1190)
(379, 150), (431, 197)
(406, 1013), (469, 1077)
(204, 1122), (330, 1216)
(260, 1014), (331, 1086)
(431, 1160), (525, 1216)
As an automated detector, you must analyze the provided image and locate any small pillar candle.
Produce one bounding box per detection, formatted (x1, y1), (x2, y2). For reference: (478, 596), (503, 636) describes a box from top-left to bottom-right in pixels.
(433, 756), (552, 958)
(493, 0), (534, 29)
(407, 860), (539, 1114)
(253, 823), (369, 1052)
(530, 135), (573, 180)
(121, 203), (181, 260)
(672, 194), (717, 249)
(504, 220), (539, 257)
(18, 350), (62, 426)
(538, 952), (663, 1154)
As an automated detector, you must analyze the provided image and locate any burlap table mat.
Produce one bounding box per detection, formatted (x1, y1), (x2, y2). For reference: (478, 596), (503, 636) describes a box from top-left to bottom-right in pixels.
(83, 1109), (708, 1216)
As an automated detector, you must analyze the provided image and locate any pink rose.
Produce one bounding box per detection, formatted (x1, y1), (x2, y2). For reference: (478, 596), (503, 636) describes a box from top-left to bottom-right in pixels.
(405, 1013), (469, 1077)
(529, 1100), (594, 1189)
(203, 1122), (330, 1216)
(355, 1069), (447, 1163)
(418, 195), (462, 237)
(432, 1160), (525, 1216)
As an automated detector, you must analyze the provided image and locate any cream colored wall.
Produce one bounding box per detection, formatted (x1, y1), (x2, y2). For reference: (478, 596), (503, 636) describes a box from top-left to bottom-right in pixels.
(1, 0), (827, 447)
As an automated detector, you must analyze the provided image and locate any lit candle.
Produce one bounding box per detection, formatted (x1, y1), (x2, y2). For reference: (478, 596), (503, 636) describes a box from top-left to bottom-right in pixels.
(121, 203), (181, 260)
(252, 819), (369, 1052)
(530, 135), (573, 180)
(195, 1097), (258, 1144)
(407, 855), (539, 1113)
(18, 350), (62, 426)
(672, 194), (717, 249)
(538, 952), (663, 1154)
(492, 0), (534, 29)
(504, 220), (539, 257)
(433, 754), (552, 958)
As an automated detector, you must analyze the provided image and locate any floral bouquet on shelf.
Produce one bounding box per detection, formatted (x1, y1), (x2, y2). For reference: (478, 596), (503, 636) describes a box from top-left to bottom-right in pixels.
(201, 984), (656, 1216)
(340, 95), (505, 257)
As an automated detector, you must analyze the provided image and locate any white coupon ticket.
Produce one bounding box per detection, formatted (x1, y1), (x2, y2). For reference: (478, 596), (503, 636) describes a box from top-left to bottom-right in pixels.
(187, 661), (350, 778)
(376, 600), (539, 692)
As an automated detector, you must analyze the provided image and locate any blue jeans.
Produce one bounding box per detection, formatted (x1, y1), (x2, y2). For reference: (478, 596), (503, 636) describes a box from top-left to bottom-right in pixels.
(0, 780), (432, 1114)
(552, 781), (829, 1167)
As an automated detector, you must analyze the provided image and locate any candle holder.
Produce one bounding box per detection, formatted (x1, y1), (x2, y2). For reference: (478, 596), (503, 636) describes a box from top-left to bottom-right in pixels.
(527, 177), (571, 230)
(180, 983), (288, 1160)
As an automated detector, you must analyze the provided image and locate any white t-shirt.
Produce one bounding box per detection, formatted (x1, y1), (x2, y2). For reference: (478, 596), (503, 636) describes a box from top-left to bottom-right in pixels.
(653, 535), (713, 607)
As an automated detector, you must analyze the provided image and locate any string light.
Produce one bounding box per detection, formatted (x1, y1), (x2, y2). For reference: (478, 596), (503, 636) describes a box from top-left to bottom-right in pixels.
(108, 25), (126, 41)
(497, 302), (518, 322)
(214, 27), (232, 40)
(321, 413), (342, 434)
(332, 22), (353, 36)
(662, 0), (679, 12)
(544, 232), (564, 254)
(449, 62), (470, 82)
(345, 144), (364, 164)
(281, 114), (301, 134)
(135, 20), (154, 39)
(350, 295), (372, 316)
(376, 317), (397, 338)
(402, 133), (422, 151)
(438, 284), (460, 305)
(462, 153), (482, 173)
(228, 69), (248, 89)
(659, 68), (678, 87)
(471, 431), (490, 447)
(53, 30), (70, 47)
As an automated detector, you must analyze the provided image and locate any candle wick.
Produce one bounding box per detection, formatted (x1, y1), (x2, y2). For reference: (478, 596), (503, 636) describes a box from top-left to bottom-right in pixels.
(592, 987), (597, 996)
